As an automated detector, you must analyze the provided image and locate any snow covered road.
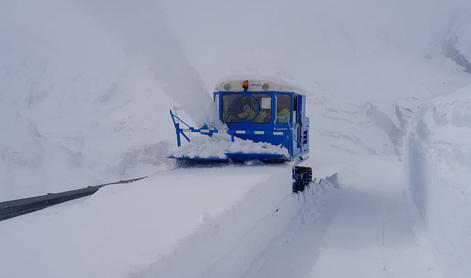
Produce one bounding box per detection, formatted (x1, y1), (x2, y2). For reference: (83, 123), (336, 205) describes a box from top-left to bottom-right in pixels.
(243, 157), (443, 278)
(0, 156), (447, 278)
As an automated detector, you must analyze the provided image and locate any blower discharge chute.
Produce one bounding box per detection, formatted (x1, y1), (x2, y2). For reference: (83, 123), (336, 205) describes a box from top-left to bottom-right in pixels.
(169, 80), (312, 193)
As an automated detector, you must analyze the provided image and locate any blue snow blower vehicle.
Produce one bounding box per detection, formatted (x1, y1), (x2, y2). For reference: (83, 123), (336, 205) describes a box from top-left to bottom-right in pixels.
(169, 80), (312, 193)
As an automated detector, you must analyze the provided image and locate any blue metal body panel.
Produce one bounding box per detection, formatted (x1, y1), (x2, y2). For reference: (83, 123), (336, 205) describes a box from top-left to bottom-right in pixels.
(169, 88), (309, 164)
(225, 152), (288, 162)
(169, 152), (288, 163)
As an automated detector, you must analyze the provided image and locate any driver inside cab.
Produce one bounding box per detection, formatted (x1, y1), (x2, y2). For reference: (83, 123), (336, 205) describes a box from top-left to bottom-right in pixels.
(237, 104), (257, 121)
(276, 108), (290, 123)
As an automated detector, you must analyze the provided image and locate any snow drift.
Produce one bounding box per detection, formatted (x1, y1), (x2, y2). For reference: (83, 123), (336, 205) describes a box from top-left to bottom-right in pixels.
(2, 0), (471, 200)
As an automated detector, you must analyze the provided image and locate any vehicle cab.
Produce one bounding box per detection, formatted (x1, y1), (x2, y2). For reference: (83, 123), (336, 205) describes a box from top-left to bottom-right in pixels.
(213, 80), (309, 160)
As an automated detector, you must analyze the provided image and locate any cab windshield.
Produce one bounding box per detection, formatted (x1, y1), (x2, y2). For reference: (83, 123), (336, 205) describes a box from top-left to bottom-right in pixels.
(222, 93), (272, 123)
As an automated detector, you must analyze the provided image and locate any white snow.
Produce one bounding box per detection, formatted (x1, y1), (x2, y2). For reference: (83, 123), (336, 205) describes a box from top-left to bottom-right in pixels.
(238, 155), (443, 278)
(308, 158), (442, 278)
(0, 167), (274, 278)
(0, 0), (178, 200)
(0, 165), (337, 278)
(406, 85), (471, 277)
(2, 0), (471, 277)
(170, 134), (289, 159)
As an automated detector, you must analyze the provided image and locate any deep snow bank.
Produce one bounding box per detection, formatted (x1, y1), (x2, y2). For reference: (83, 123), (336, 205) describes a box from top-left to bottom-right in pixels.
(0, 167), (282, 278)
(0, 165), (337, 278)
(406, 85), (471, 277)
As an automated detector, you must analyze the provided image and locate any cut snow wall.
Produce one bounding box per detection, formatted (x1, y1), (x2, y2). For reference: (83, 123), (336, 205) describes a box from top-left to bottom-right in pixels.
(137, 167), (298, 278)
(406, 87), (471, 277)
(137, 169), (337, 278)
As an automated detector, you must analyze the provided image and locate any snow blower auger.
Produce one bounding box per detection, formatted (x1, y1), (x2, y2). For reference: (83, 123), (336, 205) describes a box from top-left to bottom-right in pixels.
(169, 80), (313, 193)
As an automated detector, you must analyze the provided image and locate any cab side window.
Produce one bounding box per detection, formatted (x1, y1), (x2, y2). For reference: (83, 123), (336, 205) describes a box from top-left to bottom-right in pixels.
(276, 95), (291, 124)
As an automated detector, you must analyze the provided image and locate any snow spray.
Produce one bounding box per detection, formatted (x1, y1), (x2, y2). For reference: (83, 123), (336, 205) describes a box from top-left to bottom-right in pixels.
(78, 0), (213, 125)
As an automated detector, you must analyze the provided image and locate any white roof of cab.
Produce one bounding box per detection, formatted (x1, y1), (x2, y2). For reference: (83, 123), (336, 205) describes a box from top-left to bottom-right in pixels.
(214, 80), (305, 95)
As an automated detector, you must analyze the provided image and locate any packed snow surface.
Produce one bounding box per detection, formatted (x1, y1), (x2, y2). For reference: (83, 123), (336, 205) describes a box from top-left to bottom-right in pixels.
(243, 155), (443, 278)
